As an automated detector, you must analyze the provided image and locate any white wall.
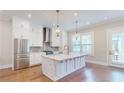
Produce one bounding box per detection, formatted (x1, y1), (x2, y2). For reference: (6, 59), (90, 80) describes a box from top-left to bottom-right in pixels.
(68, 20), (124, 65)
(0, 19), (12, 68)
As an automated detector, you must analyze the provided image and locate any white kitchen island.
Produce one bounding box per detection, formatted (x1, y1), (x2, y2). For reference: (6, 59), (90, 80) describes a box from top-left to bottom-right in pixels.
(41, 53), (86, 81)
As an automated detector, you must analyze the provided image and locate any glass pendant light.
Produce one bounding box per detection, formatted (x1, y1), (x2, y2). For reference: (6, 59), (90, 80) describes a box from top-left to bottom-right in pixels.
(56, 10), (61, 37)
(75, 20), (78, 40)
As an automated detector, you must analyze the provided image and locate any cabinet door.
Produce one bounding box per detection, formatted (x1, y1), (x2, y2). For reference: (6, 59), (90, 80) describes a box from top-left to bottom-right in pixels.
(62, 31), (67, 47)
(67, 59), (72, 73)
(70, 59), (74, 72)
(80, 57), (85, 67)
(77, 57), (81, 69)
(56, 61), (66, 77)
(30, 28), (43, 46)
(43, 58), (55, 77)
(21, 21), (30, 39)
(35, 53), (42, 64)
(30, 53), (35, 66)
(74, 57), (82, 69)
(13, 17), (30, 39)
(30, 53), (42, 66)
(51, 28), (62, 47)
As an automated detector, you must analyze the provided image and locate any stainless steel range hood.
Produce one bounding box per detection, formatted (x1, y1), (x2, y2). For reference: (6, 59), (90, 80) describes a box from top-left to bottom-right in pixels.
(43, 27), (50, 43)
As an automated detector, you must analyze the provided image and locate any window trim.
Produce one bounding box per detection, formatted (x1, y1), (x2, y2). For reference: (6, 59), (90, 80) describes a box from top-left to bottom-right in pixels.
(81, 32), (94, 56)
(71, 32), (94, 56)
(71, 34), (81, 52)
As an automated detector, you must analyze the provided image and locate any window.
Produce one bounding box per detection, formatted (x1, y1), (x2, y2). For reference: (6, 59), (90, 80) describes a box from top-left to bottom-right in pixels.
(72, 35), (80, 52)
(112, 33), (124, 63)
(71, 32), (94, 55)
(81, 32), (94, 55)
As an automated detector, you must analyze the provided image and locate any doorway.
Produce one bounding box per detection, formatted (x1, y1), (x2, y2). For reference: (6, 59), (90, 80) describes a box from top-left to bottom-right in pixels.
(107, 28), (124, 67)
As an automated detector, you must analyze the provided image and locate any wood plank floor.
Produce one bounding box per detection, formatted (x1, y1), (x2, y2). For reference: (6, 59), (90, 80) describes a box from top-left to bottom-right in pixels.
(0, 63), (124, 82)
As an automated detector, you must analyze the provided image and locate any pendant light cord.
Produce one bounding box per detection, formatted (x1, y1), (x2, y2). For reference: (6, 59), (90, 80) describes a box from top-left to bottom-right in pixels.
(56, 10), (59, 28)
(76, 20), (78, 34)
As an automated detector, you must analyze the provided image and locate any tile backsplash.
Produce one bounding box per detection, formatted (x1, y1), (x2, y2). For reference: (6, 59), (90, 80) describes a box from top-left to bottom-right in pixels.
(30, 46), (59, 52)
(30, 47), (43, 52)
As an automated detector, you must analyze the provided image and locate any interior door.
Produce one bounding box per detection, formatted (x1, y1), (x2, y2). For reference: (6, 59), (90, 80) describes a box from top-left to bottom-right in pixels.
(108, 29), (124, 66)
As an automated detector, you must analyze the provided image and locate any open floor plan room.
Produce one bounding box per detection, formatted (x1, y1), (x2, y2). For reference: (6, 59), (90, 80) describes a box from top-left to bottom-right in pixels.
(0, 10), (124, 82)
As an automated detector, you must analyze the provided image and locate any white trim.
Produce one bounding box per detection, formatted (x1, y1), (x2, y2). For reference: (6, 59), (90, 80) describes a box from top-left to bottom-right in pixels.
(109, 64), (124, 69)
(81, 32), (94, 56)
(0, 64), (12, 69)
(86, 60), (124, 69)
(107, 28), (124, 67)
(106, 30), (109, 66)
(86, 60), (108, 66)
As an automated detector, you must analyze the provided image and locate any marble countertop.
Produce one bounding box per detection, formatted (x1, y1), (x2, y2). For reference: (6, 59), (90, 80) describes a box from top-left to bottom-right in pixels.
(41, 53), (87, 61)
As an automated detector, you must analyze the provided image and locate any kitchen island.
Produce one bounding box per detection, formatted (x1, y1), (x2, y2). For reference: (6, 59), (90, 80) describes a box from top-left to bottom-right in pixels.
(41, 53), (86, 81)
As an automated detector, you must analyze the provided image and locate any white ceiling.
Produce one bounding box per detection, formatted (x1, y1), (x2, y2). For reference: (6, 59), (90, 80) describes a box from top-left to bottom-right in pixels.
(1, 10), (124, 31)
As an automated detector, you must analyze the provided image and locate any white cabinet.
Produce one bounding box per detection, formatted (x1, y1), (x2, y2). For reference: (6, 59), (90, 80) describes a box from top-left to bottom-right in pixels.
(12, 17), (30, 39)
(30, 52), (42, 66)
(56, 61), (66, 77)
(51, 28), (62, 47)
(42, 55), (86, 81)
(30, 25), (43, 46)
(62, 31), (68, 47)
(42, 58), (56, 79)
(51, 28), (68, 48)
(12, 17), (43, 47)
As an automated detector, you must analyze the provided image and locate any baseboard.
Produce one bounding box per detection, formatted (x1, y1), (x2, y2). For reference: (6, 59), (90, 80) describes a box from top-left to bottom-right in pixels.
(86, 60), (108, 66)
(0, 64), (12, 69)
(30, 64), (41, 67)
(109, 64), (124, 69)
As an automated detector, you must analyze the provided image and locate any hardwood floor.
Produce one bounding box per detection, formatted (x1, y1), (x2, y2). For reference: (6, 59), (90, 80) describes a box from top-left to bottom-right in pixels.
(0, 63), (124, 82)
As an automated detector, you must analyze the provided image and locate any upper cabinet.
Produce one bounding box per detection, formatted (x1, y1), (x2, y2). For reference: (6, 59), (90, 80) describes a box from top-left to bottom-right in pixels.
(51, 28), (68, 48)
(12, 16), (67, 48)
(51, 28), (62, 47)
(62, 31), (68, 47)
(12, 17), (43, 47)
(12, 17), (30, 39)
(30, 24), (43, 47)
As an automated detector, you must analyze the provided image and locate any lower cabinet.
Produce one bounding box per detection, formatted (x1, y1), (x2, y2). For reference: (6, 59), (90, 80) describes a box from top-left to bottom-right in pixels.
(42, 58), (56, 79)
(55, 57), (86, 80)
(30, 52), (42, 66)
(42, 56), (86, 81)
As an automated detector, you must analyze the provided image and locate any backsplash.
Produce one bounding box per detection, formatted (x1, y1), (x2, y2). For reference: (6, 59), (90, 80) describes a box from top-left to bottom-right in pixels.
(43, 42), (59, 51)
(30, 47), (43, 52)
(30, 44), (59, 52)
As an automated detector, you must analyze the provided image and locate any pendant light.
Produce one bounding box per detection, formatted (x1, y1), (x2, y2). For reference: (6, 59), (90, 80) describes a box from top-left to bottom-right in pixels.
(75, 20), (78, 40)
(56, 10), (61, 37)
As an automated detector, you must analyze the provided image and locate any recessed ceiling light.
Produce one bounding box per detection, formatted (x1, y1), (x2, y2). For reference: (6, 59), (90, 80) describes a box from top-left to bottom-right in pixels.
(74, 12), (78, 16)
(104, 16), (108, 20)
(28, 14), (32, 18)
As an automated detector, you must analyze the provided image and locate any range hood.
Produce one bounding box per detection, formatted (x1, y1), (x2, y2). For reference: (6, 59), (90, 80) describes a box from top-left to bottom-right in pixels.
(43, 27), (50, 43)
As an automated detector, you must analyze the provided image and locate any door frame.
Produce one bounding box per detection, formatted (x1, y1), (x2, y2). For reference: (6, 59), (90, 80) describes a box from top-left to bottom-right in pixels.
(107, 26), (124, 68)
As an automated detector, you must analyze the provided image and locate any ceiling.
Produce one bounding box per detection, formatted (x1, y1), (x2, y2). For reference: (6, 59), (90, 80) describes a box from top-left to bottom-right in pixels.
(1, 10), (124, 31)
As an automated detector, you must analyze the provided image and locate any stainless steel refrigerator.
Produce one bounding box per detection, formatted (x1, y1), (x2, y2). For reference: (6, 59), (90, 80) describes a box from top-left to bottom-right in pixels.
(14, 39), (29, 70)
